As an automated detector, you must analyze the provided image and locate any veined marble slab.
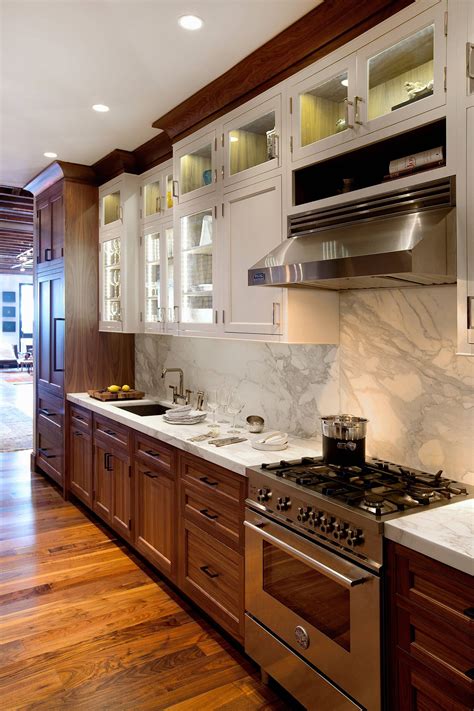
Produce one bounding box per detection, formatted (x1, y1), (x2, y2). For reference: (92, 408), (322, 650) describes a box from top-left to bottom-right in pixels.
(67, 393), (321, 476)
(384, 499), (474, 575)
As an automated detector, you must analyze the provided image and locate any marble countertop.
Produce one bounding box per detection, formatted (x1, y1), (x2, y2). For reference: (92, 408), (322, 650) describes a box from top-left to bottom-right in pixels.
(67, 393), (321, 476)
(384, 499), (474, 575)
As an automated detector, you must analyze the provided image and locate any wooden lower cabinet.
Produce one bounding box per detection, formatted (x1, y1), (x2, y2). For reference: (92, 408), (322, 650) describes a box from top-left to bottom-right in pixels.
(111, 451), (132, 539)
(386, 540), (474, 711)
(93, 441), (113, 522)
(69, 427), (92, 506)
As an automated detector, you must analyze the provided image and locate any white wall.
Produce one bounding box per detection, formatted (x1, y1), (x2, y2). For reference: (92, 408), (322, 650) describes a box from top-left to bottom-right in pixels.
(0, 273), (33, 356)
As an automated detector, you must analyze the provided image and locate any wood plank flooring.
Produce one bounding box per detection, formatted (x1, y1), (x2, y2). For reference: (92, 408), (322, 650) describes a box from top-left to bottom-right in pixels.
(0, 451), (290, 710)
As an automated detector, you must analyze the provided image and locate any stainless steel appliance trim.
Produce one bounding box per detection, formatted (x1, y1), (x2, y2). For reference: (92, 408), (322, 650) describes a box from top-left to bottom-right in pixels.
(244, 520), (369, 589)
(245, 614), (362, 711)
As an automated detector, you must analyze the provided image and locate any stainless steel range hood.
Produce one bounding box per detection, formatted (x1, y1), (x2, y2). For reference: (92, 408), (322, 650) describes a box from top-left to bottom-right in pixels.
(248, 177), (456, 290)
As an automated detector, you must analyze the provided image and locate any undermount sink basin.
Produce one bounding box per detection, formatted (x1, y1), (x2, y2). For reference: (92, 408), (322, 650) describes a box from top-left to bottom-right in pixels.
(116, 403), (171, 417)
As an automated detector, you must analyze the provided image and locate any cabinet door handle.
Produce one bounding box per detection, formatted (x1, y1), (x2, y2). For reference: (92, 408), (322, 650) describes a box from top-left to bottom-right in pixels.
(467, 43), (474, 80)
(53, 317), (65, 373)
(200, 565), (219, 579)
(174, 305), (180, 324)
(38, 447), (57, 459)
(466, 668), (474, 680)
(199, 476), (218, 487)
(172, 180), (179, 198)
(145, 449), (160, 458)
(200, 509), (218, 520)
(272, 302), (281, 327)
(44, 248), (52, 261)
(271, 133), (279, 159)
(105, 429), (117, 437)
(143, 470), (159, 479)
(119, 206), (123, 222)
(344, 98), (354, 129)
(74, 431), (83, 437)
(39, 408), (55, 416)
(463, 607), (474, 619)
(354, 96), (363, 125)
(104, 452), (113, 471)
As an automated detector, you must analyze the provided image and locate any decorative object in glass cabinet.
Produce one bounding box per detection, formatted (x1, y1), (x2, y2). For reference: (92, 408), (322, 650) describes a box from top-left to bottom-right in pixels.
(229, 111), (277, 175)
(145, 232), (162, 323)
(103, 238), (122, 322)
(103, 191), (121, 226)
(300, 72), (349, 147)
(144, 180), (162, 218)
(166, 174), (174, 209)
(367, 24), (434, 121)
(181, 209), (213, 324)
(180, 144), (212, 195)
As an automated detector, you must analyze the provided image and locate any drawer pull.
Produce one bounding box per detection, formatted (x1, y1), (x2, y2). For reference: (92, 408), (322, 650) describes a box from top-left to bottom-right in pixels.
(38, 447), (57, 459)
(463, 607), (474, 619)
(200, 565), (219, 579)
(199, 476), (218, 487)
(74, 415), (85, 422)
(143, 470), (159, 479)
(105, 429), (117, 436)
(200, 508), (218, 520)
(466, 668), (474, 680)
(74, 431), (83, 438)
(39, 408), (56, 417)
(145, 449), (160, 458)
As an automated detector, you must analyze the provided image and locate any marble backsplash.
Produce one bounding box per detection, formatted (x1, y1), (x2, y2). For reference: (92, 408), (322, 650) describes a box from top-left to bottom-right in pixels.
(136, 285), (473, 483)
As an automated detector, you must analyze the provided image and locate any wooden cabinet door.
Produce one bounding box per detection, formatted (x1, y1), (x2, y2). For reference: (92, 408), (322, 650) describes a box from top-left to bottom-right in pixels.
(50, 193), (64, 260)
(111, 451), (132, 540)
(135, 462), (175, 578)
(36, 268), (64, 396)
(69, 428), (92, 506)
(37, 200), (52, 264)
(93, 442), (112, 522)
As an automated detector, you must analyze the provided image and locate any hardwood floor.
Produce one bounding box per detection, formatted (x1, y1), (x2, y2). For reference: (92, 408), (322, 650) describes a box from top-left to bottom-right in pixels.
(0, 451), (290, 710)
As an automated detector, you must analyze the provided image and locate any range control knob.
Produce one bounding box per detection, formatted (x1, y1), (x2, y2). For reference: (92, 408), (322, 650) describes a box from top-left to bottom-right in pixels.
(257, 487), (272, 503)
(276, 496), (292, 511)
(308, 510), (323, 527)
(333, 521), (349, 540)
(319, 515), (335, 534)
(297, 506), (312, 522)
(347, 528), (364, 547)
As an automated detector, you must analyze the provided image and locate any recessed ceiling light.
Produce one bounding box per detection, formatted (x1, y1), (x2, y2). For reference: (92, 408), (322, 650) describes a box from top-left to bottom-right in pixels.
(44, 151), (57, 158)
(340, 78), (349, 87)
(178, 15), (203, 31)
(92, 104), (110, 112)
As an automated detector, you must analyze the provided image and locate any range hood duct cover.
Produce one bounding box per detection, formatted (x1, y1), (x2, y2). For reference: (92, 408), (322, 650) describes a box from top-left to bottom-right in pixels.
(248, 177), (456, 290)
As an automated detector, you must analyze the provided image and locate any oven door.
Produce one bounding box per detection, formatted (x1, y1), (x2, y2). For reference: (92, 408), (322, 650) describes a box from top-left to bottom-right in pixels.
(245, 508), (380, 711)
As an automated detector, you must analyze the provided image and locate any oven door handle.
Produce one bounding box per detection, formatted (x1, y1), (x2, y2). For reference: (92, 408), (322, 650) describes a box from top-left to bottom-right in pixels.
(244, 520), (370, 589)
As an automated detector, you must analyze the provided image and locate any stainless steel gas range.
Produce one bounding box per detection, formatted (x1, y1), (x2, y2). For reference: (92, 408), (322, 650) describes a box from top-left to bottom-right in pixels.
(244, 455), (471, 711)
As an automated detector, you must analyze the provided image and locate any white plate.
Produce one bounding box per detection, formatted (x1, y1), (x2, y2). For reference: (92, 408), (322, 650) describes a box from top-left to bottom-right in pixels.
(251, 441), (288, 451)
(163, 416), (207, 425)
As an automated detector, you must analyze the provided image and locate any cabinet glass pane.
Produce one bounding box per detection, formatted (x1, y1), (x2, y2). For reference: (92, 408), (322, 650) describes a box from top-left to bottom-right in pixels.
(180, 210), (213, 324)
(103, 237), (121, 322)
(103, 192), (120, 225)
(300, 72), (348, 147)
(166, 174), (174, 209)
(145, 232), (161, 322)
(166, 227), (174, 320)
(229, 111), (276, 175)
(368, 25), (434, 121)
(180, 144), (212, 195)
(144, 180), (162, 217)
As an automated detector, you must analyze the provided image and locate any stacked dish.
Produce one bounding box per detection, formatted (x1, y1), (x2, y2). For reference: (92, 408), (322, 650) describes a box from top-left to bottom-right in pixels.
(163, 405), (207, 425)
(251, 431), (288, 451)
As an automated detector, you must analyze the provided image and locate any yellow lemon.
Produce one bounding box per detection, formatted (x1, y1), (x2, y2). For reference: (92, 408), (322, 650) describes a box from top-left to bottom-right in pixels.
(107, 385), (120, 393)
(121, 384), (131, 392)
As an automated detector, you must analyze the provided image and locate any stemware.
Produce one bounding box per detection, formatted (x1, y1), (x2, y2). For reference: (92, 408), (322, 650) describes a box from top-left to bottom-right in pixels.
(206, 389), (218, 426)
(227, 392), (244, 433)
(217, 388), (230, 423)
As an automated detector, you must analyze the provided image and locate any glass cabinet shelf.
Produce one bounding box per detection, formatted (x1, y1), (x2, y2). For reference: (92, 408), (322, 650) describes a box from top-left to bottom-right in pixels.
(103, 237), (122, 322)
(180, 144), (213, 195)
(367, 24), (434, 122)
(180, 209), (213, 325)
(300, 72), (348, 147)
(229, 111), (277, 175)
(103, 191), (121, 226)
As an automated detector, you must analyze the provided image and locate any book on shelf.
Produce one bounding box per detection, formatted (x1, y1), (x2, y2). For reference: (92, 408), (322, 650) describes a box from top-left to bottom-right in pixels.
(388, 147), (444, 177)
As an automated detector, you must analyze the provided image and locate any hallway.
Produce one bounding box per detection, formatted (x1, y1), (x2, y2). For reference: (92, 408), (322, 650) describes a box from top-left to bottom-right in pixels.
(0, 370), (33, 452)
(0, 452), (289, 710)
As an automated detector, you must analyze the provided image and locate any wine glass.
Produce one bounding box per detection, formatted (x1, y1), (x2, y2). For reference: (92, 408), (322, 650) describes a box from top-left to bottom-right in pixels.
(217, 387), (230, 423)
(206, 389), (218, 426)
(227, 392), (244, 434)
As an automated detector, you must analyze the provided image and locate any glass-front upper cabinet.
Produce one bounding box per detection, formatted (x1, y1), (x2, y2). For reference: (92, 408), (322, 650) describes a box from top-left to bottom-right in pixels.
(173, 130), (216, 205)
(140, 160), (174, 223)
(356, 5), (446, 133)
(141, 220), (175, 333)
(290, 55), (358, 162)
(100, 234), (123, 328)
(100, 187), (122, 231)
(175, 201), (218, 334)
(223, 95), (281, 186)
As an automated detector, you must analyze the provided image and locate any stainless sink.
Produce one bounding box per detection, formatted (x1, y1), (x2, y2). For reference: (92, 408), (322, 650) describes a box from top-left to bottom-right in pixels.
(116, 403), (171, 417)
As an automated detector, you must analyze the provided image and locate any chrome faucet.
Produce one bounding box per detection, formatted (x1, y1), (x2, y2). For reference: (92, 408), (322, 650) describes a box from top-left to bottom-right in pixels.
(161, 368), (188, 404)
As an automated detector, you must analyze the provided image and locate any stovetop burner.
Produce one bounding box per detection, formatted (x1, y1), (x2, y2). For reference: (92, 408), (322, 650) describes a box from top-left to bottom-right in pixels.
(261, 456), (468, 516)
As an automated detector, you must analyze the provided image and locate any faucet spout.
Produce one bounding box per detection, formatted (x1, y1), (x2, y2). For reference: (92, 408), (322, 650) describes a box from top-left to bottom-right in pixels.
(161, 368), (185, 402)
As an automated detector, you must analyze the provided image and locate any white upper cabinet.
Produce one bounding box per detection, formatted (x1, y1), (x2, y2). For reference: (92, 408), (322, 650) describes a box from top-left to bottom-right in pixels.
(289, 1), (446, 164)
(174, 197), (220, 335)
(99, 174), (139, 333)
(173, 130), (217, 204)
(222, 176), (283, 336)
(222, 95), (282, 187)
(140, 160), (174, 224)
(140, 217), (176, 334)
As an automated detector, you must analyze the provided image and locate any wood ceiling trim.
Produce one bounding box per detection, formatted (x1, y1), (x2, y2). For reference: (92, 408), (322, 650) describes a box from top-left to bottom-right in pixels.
(24, 161), (96, 196)
(152, 0), (414, 142)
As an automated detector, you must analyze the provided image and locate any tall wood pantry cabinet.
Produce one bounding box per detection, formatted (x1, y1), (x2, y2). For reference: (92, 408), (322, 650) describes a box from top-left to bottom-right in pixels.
(25, 162), (135, 495)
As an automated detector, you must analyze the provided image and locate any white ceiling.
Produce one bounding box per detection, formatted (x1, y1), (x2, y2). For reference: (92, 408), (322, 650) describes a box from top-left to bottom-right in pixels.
(0, 0), (320, 187)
